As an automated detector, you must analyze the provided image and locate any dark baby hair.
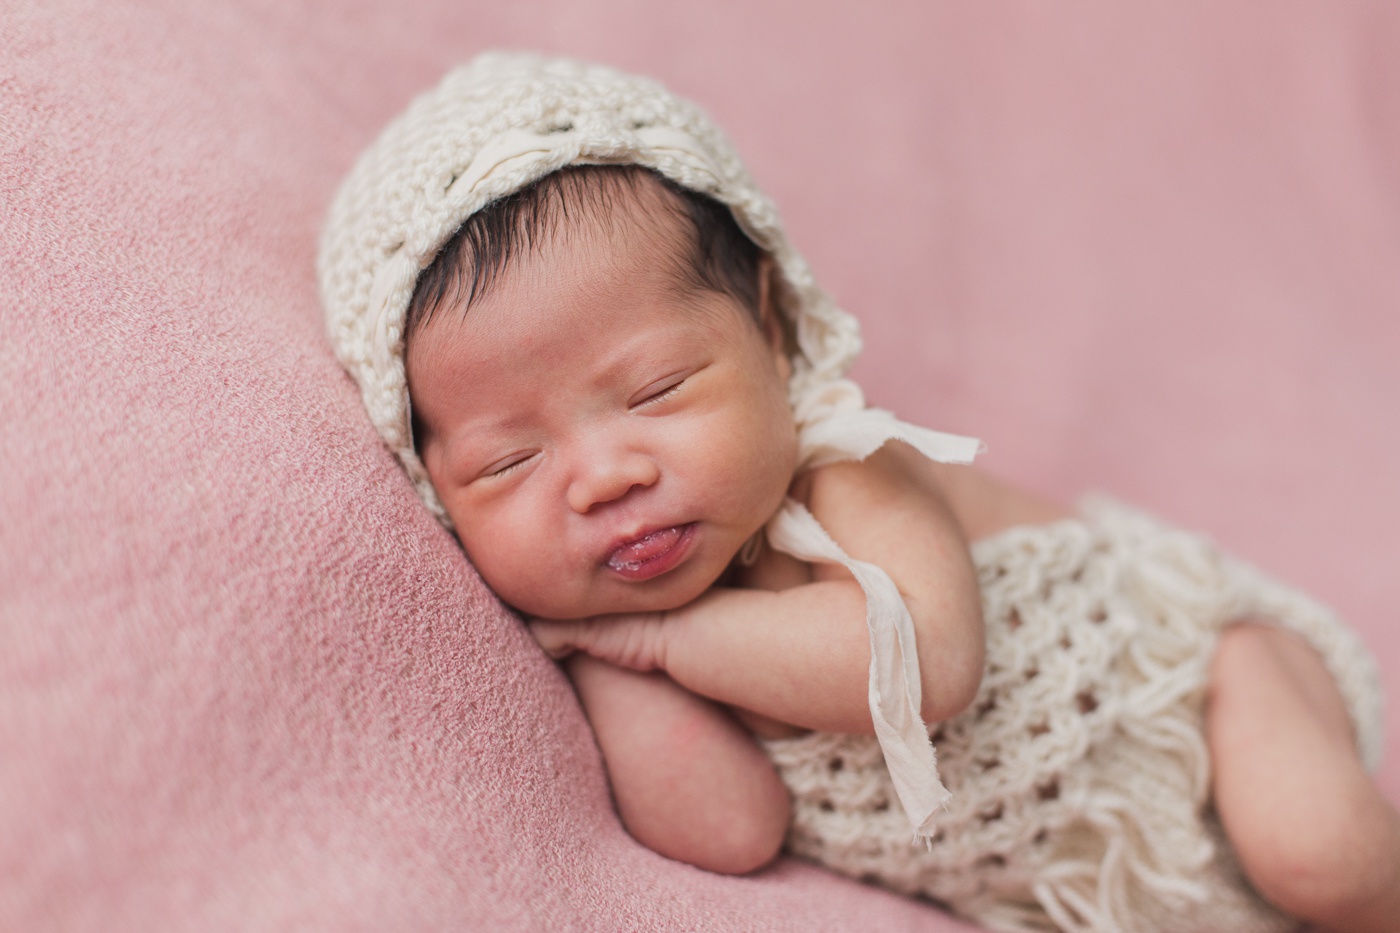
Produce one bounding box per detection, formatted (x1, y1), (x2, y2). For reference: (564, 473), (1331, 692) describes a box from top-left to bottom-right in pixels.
(404, 164), (765, 340)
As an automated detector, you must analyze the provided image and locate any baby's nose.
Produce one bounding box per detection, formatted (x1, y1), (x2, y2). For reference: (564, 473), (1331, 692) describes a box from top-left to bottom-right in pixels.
(565, 445), (660, 514)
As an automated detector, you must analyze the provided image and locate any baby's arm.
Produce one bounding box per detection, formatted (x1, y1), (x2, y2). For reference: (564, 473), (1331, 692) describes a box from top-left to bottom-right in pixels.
(565, 654), (791, 872)
(535, 442), (986, 733)
(536, 447), (1025, 874)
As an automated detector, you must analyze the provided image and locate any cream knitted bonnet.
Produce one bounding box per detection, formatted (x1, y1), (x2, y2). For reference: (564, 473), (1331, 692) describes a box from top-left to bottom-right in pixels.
(320, 51), (875, 522)
(319, 51), (981, 841)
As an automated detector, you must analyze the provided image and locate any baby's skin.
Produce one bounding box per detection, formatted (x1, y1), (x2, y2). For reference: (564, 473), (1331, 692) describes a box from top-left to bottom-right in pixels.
(405, 172), (1400, 932)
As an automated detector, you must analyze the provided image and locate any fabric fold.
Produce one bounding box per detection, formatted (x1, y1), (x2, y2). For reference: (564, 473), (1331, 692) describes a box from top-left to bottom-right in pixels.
(798, 406), (984, 472)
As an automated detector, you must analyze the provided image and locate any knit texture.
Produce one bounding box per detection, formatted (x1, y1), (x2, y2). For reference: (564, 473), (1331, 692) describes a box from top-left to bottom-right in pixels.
(764, 499), (1384, 933)
(318, 52), (866, 525)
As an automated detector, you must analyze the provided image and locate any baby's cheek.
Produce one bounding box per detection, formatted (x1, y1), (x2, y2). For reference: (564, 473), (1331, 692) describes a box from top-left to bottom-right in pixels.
(474, 531), (596, 620)
(460, 516), (532, 587)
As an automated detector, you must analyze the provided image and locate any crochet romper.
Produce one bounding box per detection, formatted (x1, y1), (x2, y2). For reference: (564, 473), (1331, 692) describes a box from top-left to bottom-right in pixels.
(762, 497), (1384, 933)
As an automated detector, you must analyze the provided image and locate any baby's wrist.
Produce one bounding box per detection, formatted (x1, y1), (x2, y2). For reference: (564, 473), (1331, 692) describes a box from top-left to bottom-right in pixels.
(528, 612), (673, 672)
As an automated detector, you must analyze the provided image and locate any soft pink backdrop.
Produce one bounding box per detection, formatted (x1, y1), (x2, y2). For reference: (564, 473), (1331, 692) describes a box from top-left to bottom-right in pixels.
(3, 1), (1396, 930)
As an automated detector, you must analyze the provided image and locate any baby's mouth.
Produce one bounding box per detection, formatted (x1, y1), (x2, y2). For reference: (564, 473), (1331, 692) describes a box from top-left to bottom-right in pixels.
(605, 524), (696, 580)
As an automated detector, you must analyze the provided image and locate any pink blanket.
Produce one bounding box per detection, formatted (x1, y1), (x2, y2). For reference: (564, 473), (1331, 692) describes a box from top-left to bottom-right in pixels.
(3, 2), (1396, 929)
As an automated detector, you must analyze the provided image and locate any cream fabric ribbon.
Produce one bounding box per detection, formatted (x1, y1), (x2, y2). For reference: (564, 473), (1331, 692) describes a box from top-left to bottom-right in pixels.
(765, 387), (982, 839)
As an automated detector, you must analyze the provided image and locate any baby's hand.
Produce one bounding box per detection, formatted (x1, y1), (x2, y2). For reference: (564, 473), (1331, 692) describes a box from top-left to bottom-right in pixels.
(529, 612), (670, 672)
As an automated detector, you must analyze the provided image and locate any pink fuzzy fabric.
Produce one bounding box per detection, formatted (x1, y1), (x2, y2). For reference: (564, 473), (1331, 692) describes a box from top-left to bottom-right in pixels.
(2, 2), (1395, 930)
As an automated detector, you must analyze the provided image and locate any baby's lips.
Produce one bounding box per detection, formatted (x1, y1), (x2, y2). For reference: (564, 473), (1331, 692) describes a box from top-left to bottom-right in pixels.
(606, 525), (686, 571)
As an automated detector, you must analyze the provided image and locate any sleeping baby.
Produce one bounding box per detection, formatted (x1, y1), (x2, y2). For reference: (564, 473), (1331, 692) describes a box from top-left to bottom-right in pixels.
(318, 53), (1398, 933)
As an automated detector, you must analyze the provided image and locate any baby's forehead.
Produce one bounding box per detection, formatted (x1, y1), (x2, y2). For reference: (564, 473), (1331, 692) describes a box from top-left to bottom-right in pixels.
(405, 216), (762, 436)
(404, 161), (775, 412)
(414, 165), (697, 326)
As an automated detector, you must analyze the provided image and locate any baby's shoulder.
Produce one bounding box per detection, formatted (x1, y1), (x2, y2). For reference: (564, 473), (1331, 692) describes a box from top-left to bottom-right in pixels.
(796, 439), (949, 500)
(736, 451), (935, 593)
(797, 444), (1073, 545)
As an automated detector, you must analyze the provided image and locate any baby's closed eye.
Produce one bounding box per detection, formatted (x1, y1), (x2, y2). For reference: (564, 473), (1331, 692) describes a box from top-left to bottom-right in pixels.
(629, 369), (695, 409)
(479, 450), (538, 480)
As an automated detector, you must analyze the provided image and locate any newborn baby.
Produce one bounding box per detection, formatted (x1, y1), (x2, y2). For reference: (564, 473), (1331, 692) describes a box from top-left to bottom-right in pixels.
(319, 53), (1399, 933)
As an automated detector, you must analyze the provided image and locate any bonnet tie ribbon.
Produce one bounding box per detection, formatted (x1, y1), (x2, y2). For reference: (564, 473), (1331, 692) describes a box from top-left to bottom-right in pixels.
(764, 398), (982, 839)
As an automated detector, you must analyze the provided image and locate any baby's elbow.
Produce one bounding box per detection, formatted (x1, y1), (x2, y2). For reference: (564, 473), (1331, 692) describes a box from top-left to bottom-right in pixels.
(658, 787), (790, 875)
(920, 651), (984, 724)
(624, 762), (791, 876)
(707, 776), (791, 874)
(917, 612), (986, 724)
(699, 813), (788, 875)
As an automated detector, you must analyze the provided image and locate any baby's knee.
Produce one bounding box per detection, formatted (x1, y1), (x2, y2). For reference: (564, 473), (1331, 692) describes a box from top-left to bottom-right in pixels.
(1239, 786), (1400, 924)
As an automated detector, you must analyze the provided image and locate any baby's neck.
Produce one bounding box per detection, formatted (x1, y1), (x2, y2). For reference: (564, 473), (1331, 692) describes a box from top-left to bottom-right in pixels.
(726, 537), (813, 594)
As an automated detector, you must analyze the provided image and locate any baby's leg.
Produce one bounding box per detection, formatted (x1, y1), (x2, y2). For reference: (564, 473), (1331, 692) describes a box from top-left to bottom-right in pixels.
(1208, 621), (1400, 932)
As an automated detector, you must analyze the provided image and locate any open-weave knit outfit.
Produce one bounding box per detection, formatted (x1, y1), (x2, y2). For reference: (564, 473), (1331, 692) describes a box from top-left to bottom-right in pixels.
(318, 53), (1385, 933)
(766, 498), (1382, 933)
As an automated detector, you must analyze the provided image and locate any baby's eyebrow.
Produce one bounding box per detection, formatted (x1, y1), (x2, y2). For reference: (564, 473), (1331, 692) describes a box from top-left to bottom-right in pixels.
(432, 407), (525, 468)
(582, 327), (689, 386)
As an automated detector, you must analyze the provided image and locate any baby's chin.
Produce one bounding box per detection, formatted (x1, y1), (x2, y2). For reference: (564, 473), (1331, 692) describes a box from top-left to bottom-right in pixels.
(506, 562), (733, 621)
(512, 591), (699, 622)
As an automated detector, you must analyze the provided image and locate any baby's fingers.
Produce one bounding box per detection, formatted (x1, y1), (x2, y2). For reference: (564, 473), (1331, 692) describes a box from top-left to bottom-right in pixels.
(528, 619), (580, 659)
(528, 614), (668, 671)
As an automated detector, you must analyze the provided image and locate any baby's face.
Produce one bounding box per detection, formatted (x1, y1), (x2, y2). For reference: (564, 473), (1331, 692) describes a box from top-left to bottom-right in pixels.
(406, 179), (798, 620)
